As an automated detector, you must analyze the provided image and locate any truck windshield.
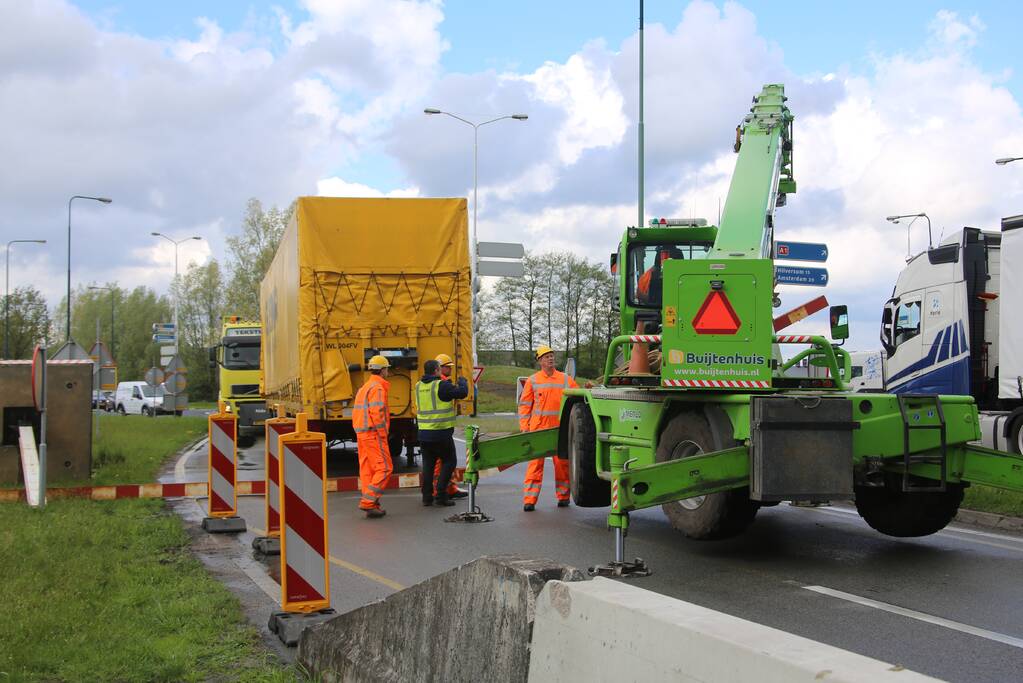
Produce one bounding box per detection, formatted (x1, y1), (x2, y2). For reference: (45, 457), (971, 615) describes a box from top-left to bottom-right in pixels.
(224, 341), (260, 370)
(628, 241), (713, 307)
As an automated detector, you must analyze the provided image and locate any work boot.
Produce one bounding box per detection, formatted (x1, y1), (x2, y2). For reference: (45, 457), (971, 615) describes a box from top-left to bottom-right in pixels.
(449, 489), (468, 500)
(422, 499), (433, 507)
(557, 499), (570, 508)
(364, 507), (387, 519)
(435, 497), (455, 507)
(523, 503), (535, 512)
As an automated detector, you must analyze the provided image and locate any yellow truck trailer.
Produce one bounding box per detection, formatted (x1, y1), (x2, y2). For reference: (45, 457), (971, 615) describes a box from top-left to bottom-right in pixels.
(259, 196), (474, 463)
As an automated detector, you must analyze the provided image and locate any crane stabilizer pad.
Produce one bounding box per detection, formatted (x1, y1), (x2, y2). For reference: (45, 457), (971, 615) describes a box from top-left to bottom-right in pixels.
(588, 558), (652, 579)
(201, 515), (247, 533)
(268, 608), (337, 648)
(445, 510), (492, 523)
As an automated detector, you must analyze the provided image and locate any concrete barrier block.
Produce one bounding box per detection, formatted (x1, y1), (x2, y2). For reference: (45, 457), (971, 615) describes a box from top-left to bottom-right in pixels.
(298, 555), (586, 683)
(527, 578), (938, 683)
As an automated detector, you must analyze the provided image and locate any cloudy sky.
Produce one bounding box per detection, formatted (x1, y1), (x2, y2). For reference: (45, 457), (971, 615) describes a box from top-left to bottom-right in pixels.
(3, 0), (1022, 351)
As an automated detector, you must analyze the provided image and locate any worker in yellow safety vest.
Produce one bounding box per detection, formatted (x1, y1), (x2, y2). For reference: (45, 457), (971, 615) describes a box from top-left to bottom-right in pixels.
(414, 354), (468, 506)
(353, 355), (393, 518)
(518, 345), (578, 511)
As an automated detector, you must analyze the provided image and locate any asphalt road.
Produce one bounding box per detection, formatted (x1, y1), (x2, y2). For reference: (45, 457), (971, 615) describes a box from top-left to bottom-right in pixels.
(175, 432), (1023, 682)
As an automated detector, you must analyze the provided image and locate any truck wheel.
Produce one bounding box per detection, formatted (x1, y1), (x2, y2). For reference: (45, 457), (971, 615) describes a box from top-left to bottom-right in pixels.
(118, 405), (126, 415)
(854, 481), (964, 537)
(568, 402), (610, 507)
(238, 433), (256, 448)
(1009, 416), (1023, 456)
(388, 433), (405, 466)
(655, 411), (758, 540)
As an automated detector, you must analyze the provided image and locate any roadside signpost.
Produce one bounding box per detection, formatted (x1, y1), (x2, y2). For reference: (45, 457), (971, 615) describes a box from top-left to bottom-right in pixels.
(776, 265), (829, 287)
(269, 412), (336, 646)
(30, 345), (47, 508)
(472, 366), (485, 384)
(775, 241), (828, 262)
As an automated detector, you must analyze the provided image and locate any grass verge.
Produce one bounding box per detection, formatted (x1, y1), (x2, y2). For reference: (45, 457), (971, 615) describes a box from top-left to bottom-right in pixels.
(962, 485), (1023, 518)
(0, 498), (300, 682)
(456, 414), (519, 436)
(77, 414), (208, 486)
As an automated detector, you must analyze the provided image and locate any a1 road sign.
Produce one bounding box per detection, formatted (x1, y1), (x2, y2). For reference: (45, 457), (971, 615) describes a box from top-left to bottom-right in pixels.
(776, 241), (828, 263)
(776, 265), (829, 287)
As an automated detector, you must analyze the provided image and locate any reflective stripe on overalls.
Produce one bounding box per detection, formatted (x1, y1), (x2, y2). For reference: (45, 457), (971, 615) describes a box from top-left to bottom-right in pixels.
(414, 380), (455, 431)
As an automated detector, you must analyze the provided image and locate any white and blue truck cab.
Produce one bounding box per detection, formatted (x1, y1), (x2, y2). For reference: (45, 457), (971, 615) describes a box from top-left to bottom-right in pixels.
(879, 216), (1023, 453)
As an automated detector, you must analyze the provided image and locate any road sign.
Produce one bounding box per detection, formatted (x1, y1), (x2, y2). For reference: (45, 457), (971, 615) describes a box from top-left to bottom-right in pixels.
(477, 259), (525, 277)
(776, 241), (828, 262)
(145, 367), (164, 387)
(152, 323), (175, 332)
(167, 372), (187, 393)
(776, 265), (829, 287)
(472, 366), (485, 384)
(152, 334), (175, 343)
(477, 241), (524, 259)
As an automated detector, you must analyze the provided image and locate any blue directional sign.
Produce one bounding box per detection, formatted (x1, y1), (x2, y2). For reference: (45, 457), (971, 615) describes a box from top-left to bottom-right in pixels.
(152, 333), (176, 343)
(776, 265), (829, 287)
(776, 241), (828, 262)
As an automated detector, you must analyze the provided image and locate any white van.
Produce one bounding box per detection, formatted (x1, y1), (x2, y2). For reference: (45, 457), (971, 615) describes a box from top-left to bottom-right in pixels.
(114, 381), (164, 416)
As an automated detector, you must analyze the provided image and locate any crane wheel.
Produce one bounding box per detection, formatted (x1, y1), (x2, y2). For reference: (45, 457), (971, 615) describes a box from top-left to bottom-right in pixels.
(854, 480), (964, 537)
(655, 411), (758, 540)
(568, 402), (609, 507)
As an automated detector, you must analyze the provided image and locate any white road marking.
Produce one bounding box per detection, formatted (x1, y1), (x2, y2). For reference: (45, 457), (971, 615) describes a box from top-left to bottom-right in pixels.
(804, 585), (1023, 650)
(234, 555), (281, 605)
(174, 438), (207, 481)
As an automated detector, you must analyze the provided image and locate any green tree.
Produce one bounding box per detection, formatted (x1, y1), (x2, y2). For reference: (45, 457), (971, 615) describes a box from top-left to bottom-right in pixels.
(224, 198), (294, 319)
(174, 259), (226, 400)
(3, 286), (51, 359)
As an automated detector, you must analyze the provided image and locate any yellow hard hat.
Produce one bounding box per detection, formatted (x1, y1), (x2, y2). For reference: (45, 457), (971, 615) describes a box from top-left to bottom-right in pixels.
(435, 353), (454, 367)
(535, 344), (554, 361)
(367, 354), (391, 370)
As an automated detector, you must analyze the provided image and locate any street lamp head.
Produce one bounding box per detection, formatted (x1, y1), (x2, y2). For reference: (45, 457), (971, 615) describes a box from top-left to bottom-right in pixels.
(995, 157), (1020, 165)
(190, 236), (202, 241)
(424, 108), (441, 115)
(150, 232), (161, 237)
(512, 114), (528, 120)
(97, 197), (113, 204)
(885, 216), (901, 223)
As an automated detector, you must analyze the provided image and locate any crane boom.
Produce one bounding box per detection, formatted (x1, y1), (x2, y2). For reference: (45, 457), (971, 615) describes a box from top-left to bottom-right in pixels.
(712, 84), (796, 260)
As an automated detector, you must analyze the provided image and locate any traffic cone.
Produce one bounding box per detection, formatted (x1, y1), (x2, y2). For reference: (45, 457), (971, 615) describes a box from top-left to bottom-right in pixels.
(627, 322), (651, 374)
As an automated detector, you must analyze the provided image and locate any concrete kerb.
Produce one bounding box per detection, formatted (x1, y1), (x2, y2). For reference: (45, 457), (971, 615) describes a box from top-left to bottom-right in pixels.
(527, 577), (938, 683)
(298, 555), (586, 683)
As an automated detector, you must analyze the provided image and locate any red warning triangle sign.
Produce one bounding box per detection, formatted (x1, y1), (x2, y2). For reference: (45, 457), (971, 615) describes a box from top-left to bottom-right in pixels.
(692, 290), (741, 335)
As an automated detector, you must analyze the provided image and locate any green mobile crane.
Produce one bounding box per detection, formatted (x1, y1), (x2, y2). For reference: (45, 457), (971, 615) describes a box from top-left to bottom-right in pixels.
(458, 84), (1023, 576)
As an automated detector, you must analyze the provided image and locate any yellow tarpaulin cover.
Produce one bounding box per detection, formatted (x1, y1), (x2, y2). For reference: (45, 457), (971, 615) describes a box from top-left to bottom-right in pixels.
(261, 197), (473, 420)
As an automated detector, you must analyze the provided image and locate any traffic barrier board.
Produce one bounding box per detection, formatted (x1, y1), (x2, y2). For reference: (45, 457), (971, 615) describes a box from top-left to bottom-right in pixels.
(278, 413), (330, 613)
(207, 408), (239, 517)
(773, 295), (829, 332)
(264, 413), (296, 538)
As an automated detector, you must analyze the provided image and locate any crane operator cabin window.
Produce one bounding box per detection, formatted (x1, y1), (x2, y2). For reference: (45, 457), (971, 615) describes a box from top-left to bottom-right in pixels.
(628, 242), (713, 307)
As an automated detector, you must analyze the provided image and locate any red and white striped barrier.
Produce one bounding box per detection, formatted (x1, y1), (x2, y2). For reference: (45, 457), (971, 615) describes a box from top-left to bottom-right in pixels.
(611, 477), (619, 510)
(774, 334), (813, 343)
(278, 413), (331, 613)
(629, 335), (661, 343)
(208, 410), (239, 517)
(265, 415), (296, 537)
(663, 379), (771, 389)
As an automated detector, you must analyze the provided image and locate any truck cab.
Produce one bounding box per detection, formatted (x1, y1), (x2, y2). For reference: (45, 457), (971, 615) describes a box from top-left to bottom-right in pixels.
(209, 317), (269, 441)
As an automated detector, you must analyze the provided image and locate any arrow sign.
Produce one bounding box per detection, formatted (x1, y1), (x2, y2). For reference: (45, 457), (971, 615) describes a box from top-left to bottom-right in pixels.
(776, 265), (829, 287)
(152, 334), (176, 343)
(152, 323), (175, 332)
(776, 241), (828, 262)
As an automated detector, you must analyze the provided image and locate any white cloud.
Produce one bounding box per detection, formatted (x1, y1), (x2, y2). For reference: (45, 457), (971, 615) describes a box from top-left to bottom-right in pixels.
(317, 177), (419, 198)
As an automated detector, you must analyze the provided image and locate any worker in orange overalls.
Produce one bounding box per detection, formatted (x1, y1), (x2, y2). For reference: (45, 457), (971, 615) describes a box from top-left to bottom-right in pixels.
(354, 355), (393, 518)
(519, 345), (578, 511)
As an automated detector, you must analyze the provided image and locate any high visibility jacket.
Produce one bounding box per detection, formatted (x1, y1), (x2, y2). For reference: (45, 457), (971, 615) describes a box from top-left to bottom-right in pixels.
(518, 369), (578, 432)
(353, 374), (390, 437)
(414, 378), (455, 431)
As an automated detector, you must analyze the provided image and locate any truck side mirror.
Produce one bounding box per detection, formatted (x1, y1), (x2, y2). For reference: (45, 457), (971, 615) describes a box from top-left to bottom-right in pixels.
(208, 346), (217, 368)
(829, 305), (849, 341)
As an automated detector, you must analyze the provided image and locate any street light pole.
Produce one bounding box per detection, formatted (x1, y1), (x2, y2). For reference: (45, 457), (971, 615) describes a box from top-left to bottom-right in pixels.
(88, 285), (116, 359)
(886, 212), (932, 261)
(67, 195), (112, 342)
(423, 108), (528, 364)
(150, 233), (203, 356)
(5, 239), (47, 359)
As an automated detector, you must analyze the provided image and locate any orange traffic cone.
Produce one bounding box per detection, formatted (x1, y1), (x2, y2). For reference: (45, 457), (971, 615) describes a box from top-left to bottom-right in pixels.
(627, 322), (651, 374)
